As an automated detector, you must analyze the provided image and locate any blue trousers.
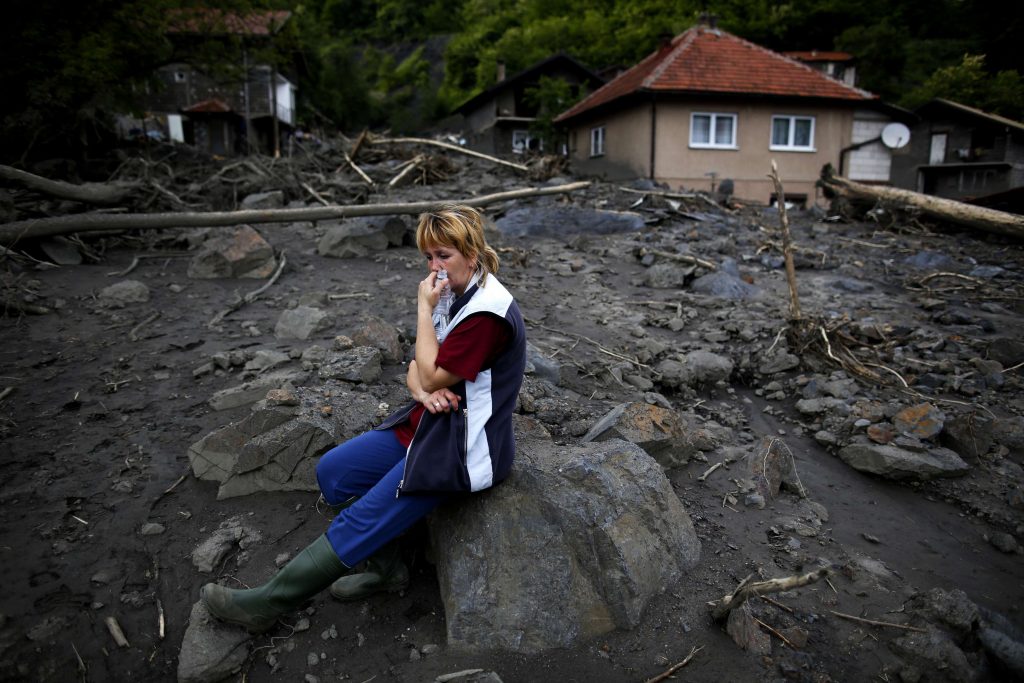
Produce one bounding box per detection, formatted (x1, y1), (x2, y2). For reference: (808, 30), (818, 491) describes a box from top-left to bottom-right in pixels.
(316, 429), (447, 568)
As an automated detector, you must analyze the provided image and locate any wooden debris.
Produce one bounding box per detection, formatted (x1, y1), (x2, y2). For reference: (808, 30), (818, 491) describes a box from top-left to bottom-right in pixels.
(0, 182), (591, 245)
(129, 311), (160, 342)
(829, 610), (926, 632)
(820, 164), (1024, 239)
(709, 567), (831, 621)
(105, 616), (130, 647)
(768, 161), (802, 321)
(698, 462), (723, 482)
(370, 135), (529, 173)
(0, 164), (136, 206)
(638, 247), (717, 271)
(157, 599), (165, 640)
(643, 645), (703, 683)
(344, 152), (374, 185)
(208, 251), (288, 327)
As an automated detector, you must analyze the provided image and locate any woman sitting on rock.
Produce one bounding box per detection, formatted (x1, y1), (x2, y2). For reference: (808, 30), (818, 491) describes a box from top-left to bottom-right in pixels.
(201, 204), (527, 632)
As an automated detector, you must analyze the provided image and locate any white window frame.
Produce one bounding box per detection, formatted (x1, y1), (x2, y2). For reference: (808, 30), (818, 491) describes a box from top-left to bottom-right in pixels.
(689, 112), (737, 149)
(590, 126), (605, 157)
(770, 115), (816, 151)
(511, 129), (534, 154)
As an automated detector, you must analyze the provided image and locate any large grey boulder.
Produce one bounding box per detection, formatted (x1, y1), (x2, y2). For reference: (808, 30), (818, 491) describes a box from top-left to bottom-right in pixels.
(99, 279), (150, 306)
(429, 437), (701, 653)
(682, 350), (734, 385)
(350, 316), (404, 363)
(275, 306), (333, 341)
(582, 401), (715, 468)
(317, 216), (410, 258)
(318, 347), (383, 384)
(188, 225), (277, 279)
(838, 440), (970, 480)
(177, 601), (250, 683)
(690, 258), (761, 299)
(190, 383), (379, 499)
(495, 206), (644, 238)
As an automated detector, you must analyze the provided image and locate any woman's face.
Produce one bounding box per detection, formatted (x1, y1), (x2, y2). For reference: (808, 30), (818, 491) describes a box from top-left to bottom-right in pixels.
(423, 242), (476, 296)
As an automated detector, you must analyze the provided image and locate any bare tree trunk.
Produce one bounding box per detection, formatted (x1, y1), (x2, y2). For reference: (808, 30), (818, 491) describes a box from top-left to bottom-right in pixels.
(370, 136), (530, 173)
(820, 166), (1024, 240)
(0, 165), (136, 206)
(0, 181), (591, 245)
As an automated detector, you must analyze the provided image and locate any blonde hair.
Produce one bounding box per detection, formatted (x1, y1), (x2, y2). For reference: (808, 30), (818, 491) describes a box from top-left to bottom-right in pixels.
(416, 204), (500, 285)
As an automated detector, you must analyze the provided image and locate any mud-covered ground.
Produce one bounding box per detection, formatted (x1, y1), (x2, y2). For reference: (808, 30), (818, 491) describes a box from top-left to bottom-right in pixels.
(1, 161), (1022, 682)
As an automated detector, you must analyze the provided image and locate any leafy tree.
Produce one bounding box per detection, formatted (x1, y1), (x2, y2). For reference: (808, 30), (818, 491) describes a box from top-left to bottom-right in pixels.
(904, 55), (1024, 120)
(523, 76), (584, 151)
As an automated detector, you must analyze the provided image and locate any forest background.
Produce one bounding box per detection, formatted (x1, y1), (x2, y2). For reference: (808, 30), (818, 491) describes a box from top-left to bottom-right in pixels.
(1, 0), (1022, 162)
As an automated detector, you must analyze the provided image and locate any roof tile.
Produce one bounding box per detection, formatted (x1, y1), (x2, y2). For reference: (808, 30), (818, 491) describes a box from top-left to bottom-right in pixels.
(557, 27), (874, 123)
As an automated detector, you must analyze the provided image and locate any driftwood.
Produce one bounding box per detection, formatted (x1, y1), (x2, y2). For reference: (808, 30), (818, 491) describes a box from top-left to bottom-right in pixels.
(769, 161), (802, 321)
(819, 165), (1024, 240)
(638, 247), (717, 270)
(369, 136), (530, 173)
(0, 181), (591, 246)
(0, 165), (137, 206)
(709, 567), (831, 621)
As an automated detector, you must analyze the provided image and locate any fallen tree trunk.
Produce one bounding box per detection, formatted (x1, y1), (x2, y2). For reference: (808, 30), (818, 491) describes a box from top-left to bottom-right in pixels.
(820, 166), (1024, 240)
(0, 181), (591, 245)
(369, 136), (530, 173)
(0, 165), (136, 206)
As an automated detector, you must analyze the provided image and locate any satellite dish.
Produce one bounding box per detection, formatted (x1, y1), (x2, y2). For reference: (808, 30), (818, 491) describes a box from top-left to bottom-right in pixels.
(880, 122), (911, 149)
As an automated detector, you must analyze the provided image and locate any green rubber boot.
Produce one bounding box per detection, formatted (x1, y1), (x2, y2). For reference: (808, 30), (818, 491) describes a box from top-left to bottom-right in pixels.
(201, 534), (346, 633)
(329, 541), (409, 601)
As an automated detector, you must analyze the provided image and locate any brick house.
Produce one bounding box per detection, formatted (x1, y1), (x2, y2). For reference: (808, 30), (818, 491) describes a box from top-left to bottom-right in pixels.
(555, 23), (905, 206)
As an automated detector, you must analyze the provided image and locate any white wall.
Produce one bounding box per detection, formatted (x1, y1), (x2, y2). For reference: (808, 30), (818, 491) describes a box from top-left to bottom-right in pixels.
(848, 112), (892, 182)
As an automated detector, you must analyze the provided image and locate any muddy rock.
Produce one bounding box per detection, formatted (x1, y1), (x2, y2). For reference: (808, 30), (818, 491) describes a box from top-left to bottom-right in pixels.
(940, 413), (994, 461)
(350, 316), (404, 363)
(177, 601), (251, 683)
(188, 225), (277, 279)
(275, 306), (333, 341)
(191, 517), (262, 573)
(318, 347), (383, 384)
(726, 603), (771, 655)
(240, 190), (284, 210)
(745, 436), (804, 505)
(643, 262), (694, 289)
(244, 349), (291, 373)
(582, 401), (715, 468)
(494, 206), (644, 238)
(837, 440), (970, 480)
(759, 349), (801, 375)
(525, 342), (561, 385)
(993, 416), (1024, 460)
(317, 216), (409, 258)
(682, 350), (734, 385)
(890, 626), (975, 683)
(690, 258), (761, 299)
(190, 383), (379, 498)
(430, 437), (700, 653)
(986, 337), (1024, 368)
(907, 588), (980, 637)
(207, 369), (308, 411)
(893, 402), (945, 440)
(99, 279), (150, 306)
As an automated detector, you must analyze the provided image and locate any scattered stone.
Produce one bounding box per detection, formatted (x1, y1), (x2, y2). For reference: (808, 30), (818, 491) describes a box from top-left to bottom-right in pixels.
(190, 382), (379, 499)
(690, 258), (761, 300)
(99, 280), (150, 307)
(240, 190), (284, 210)
(989, 532), (1019, 554)
(188, 225), (277, 279)
(39, 237), (83, 265)
(208, 369), (308, 411)
(582, 402), (715, 468)
(940, 413), (994, 461)
(191, 517), (262, 573)
(140, 522), (166, 536)
(525, 342), (561, 385)
(244, 349), (290, 373)
(495, 206), (644, 238)
(682, 350), (734, 386)
(177, 601), (251, 683)
(892, 403), (945, 440)
(318, 347), (383, 384)
(759, 350), (800, 375)
(890, 627), (974, 683)
(26, 615), (68, 642)
(867, 423), (896, 444)
(906, 588), (979, 636)
(275, 306), (333, 341)
(726, 603), (770, 654)
(350, 316), (404, 363)
(643, 262), (694, 289)
(837, 441), (970, 480)
(317, 216), (409, 258)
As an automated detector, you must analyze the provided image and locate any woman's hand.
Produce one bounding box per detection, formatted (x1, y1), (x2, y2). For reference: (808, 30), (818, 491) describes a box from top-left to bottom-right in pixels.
(421, 388), (460, 414)
(418, 271), (445, 310)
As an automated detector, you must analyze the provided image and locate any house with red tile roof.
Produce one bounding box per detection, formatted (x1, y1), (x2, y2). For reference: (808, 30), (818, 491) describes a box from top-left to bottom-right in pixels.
(783, 51), (857, 88)
(555, 23), (907, 206)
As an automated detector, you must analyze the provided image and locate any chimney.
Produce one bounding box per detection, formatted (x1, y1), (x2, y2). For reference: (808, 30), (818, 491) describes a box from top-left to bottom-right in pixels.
(496, 61), (506, 82)
(658, 32), (674, 49)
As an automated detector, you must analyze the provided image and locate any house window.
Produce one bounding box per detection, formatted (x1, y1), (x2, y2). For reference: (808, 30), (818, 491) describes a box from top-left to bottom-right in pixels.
(512, 130), (537, 154)
(690, 113), (737, 149)
(590, 126), (605, 157)
(770, 116), (815, 151)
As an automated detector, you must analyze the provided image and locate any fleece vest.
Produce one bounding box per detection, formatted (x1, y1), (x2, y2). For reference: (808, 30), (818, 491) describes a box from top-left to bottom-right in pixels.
(377, 273), (526, 495)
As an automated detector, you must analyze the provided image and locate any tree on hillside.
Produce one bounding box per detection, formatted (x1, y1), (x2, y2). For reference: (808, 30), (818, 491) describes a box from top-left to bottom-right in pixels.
(904, 55), (1024, 121)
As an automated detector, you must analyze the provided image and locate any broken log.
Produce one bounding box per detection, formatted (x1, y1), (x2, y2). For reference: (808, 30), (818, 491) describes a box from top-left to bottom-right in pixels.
(0, 181), (591, 245)
(769, 161), (802, 321)
(0, 165), (136, 206)
(369, 136), (530, 173)
(709, 567), (831, 621)
(819, 165), (1024, 240)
